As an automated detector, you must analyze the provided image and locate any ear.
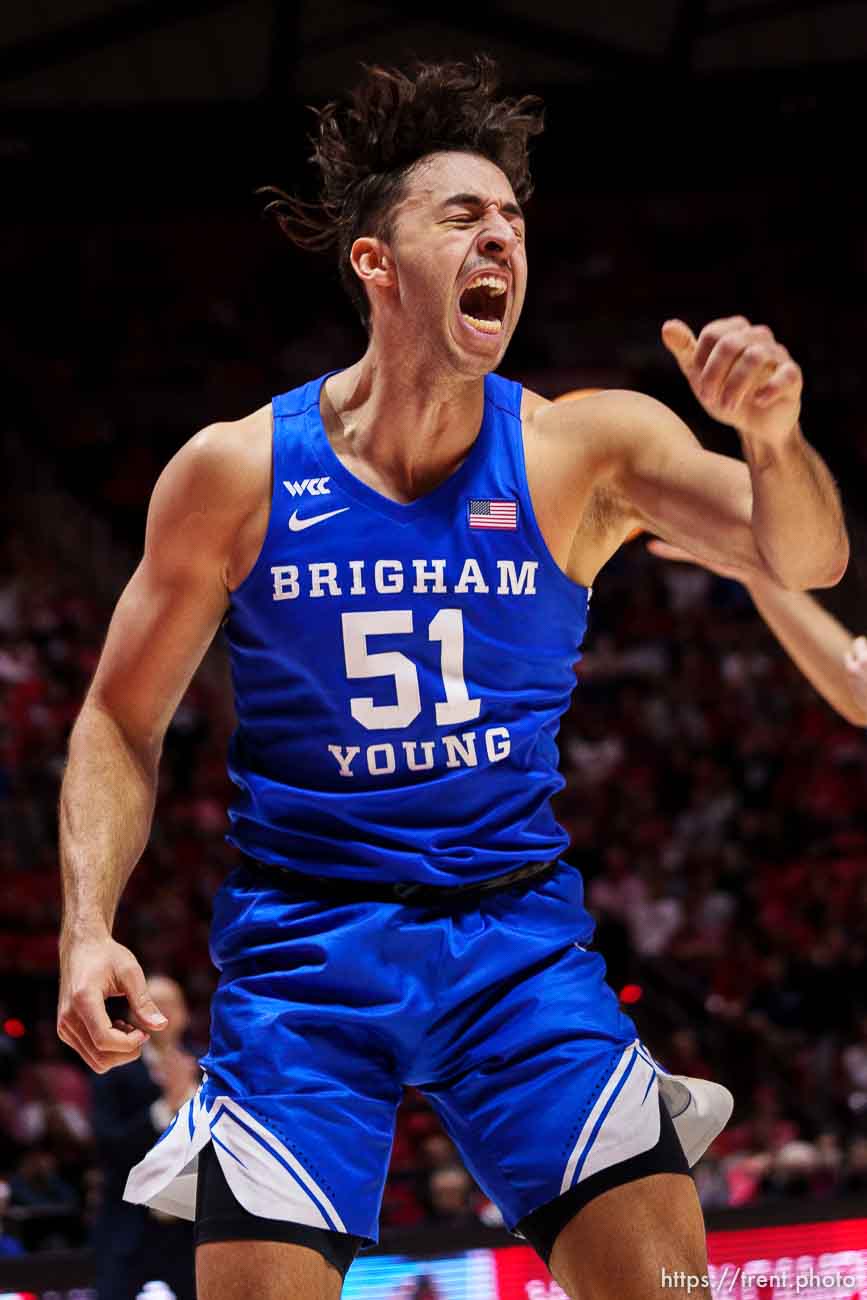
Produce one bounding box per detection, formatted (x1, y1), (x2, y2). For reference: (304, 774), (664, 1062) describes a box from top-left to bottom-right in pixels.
(350, 236), (395, 292)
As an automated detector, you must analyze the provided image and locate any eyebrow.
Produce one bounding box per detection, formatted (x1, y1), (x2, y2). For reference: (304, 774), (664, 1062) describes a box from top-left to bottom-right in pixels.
(441, 192), (525, 221)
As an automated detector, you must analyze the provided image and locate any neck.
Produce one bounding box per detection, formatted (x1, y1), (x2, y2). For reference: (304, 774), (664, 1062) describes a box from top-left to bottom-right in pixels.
(322, 333), (487, 502)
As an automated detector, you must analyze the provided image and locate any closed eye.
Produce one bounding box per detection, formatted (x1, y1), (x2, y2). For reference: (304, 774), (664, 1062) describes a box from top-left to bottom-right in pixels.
(447, 214), (524, 241)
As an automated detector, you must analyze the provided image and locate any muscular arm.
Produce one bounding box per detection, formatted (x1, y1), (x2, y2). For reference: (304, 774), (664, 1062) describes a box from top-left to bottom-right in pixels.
(60, 700), (161, 942)
(549, 316), (847, 591)
(617, 391), (846, 589)
(654, 316), (846, 590)
(738, 424), (845, 592)
(58, 421), (260, 1071)
(553, 387), (846, 590)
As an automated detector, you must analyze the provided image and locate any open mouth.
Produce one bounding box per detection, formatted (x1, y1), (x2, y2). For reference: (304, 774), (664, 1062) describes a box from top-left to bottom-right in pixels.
(458, 274), (508, 336)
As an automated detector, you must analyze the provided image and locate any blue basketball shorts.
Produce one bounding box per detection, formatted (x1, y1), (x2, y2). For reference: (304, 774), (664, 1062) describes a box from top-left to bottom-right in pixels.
(124, 860), (732, 1241)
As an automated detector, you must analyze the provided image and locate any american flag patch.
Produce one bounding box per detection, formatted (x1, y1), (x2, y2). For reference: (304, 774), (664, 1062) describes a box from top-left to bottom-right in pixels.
(467, 498), (518, 530)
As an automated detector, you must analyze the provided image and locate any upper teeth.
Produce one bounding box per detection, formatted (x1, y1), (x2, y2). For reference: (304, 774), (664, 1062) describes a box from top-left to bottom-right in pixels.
(465, 274), (507, 295)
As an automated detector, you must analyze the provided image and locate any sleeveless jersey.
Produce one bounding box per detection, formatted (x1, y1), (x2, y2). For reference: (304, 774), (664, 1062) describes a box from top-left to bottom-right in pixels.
(223, 370), (590, 886)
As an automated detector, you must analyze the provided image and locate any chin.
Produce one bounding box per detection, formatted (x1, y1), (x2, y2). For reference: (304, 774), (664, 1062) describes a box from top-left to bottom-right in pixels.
(447, 324), (510, 376)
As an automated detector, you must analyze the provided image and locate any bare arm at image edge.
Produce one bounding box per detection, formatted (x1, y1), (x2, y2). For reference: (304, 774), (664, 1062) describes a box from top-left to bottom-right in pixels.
(57, 423), (245, 1074)
(648, 539), (867, 726)
(748, 580), (867, 726)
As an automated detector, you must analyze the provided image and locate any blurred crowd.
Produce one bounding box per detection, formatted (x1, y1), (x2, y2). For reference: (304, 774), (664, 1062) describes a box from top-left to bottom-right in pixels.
(2, 189), (867, 1258)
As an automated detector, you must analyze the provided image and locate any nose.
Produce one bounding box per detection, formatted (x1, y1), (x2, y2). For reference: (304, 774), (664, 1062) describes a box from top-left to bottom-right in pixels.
(476, 213), (518, 260)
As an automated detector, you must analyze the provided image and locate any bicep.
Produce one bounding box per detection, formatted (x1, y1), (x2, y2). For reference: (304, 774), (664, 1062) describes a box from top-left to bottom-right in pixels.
(606, 392), (764, 575)
(86, 433), (234, 751)
(627, 443), (761, 571)
(87, 556), (227, 750)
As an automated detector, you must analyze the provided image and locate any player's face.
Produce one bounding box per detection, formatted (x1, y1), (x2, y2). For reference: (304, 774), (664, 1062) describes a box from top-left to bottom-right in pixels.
(388, 151), (527, 374)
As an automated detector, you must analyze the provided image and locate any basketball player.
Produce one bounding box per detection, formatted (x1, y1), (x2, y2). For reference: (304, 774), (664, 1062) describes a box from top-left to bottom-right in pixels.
(57, 58), (848, 1300)
(649, 539), (867, 725)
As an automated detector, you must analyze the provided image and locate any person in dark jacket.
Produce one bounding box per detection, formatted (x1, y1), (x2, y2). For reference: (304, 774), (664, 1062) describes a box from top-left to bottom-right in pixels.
(91, 975), (199, 1300)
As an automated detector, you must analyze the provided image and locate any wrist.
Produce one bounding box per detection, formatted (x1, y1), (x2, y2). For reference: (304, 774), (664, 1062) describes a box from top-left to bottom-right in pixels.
(60, 915), (113, 949)
(737, 421), (803, 460)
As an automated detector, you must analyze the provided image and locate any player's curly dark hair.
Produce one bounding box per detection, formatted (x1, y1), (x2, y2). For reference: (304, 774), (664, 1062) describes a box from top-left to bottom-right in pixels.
(259, 56), (544, 331)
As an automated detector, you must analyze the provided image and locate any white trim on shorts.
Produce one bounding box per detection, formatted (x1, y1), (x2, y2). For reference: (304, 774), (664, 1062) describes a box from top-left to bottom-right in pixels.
(123, 1078), (348, 1233)
(560, 1039), (734, 1195)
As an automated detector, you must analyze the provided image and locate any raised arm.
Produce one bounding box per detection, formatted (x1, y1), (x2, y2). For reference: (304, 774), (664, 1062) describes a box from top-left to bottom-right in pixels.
(58, 419), (262, 1074)
(648, 539), (867, 726)
(557, 317), (848, 591)
(665, 316), (846, 588)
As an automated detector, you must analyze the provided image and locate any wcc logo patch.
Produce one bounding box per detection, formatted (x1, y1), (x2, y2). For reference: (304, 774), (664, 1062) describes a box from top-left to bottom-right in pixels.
(283, 477), (331, 497)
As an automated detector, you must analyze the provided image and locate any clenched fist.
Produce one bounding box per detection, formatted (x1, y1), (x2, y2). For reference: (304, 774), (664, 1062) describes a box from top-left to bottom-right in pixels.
(663, 316), (803, 444)
(58, 932), (167, 1074)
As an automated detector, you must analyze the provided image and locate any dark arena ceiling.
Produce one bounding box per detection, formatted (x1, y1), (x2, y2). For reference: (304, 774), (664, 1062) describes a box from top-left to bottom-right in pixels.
(2, 0), (864, 206)
(5, 3), (862, 325)
(2, 0), (867, 103)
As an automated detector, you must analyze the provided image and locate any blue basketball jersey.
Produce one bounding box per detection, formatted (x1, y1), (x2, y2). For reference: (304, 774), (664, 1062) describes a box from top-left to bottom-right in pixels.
(223, 370), (590, 885)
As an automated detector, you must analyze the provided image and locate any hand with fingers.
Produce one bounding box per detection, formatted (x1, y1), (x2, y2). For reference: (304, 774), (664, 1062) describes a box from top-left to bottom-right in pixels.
(662, 315), (803, 444)
(845, 636), (867, 716)
(57, 933), (167, 1074)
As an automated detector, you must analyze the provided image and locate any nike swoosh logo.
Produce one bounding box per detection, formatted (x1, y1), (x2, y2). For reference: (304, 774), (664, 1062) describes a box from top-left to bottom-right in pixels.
(288, 506), (350, 532)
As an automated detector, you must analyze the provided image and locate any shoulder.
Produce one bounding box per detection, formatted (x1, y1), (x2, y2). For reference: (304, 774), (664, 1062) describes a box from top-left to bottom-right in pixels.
(157, 403), (272, 504)
(522, 387), (702, 514)
(145, 403), (272, 574)
(150, 403), (271, 522)
(518, 387), (701, 571)
(523, 387), (694, 462)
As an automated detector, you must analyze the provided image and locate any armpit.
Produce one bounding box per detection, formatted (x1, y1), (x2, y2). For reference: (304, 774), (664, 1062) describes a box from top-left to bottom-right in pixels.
(581, 483), (632, 541)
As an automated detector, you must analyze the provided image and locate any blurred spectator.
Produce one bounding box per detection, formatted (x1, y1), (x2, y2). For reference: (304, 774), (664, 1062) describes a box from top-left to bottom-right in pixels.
(0, 1040), (25, 1172)
(8, 1147), (79, 1250)
(424, 1165), (481, 1230)
(15, 1019), (92, 1152)
(813, 1132), (844, 1198)
(624, 868), (684, 958)
(665, 1029), (711, 1082)
(9, 1147), (77, 1211)
(841, 1011), (867, 1111)
(0, 1179), (24, 1257)
(758, 1140), (820, 1201)
(417, 1133), (460, 1173)
(693, 1147), (729, 1212)
(841, 1136), (867, 1194)
(90, 975), (198, 1300)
